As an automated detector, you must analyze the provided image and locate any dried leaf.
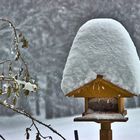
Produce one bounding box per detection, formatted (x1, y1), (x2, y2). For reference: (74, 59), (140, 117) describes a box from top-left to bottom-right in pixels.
(15, 51), (20, 61)
(13, 82), (19, 92)
(0, 88), (2, 95)
(7, 86), (11, 98)
(24, 90), (29, 96)
(26, 128), (31, 140)
(9, 63), (12, 71)
(16, 91), (20, 97)
(49, 136), (53, 140)
(22, 39), (28, 48)
(13, 96), (17, 105)
(19, 67), (23, 76)
(26, 132), (30, 140)
(36, 133), (41, 140)
(18, 33), (23, 38)
(1, 73), (4, 80)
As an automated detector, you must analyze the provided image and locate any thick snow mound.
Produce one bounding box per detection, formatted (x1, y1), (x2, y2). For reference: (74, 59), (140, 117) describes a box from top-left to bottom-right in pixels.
(61, 18), (140, 95)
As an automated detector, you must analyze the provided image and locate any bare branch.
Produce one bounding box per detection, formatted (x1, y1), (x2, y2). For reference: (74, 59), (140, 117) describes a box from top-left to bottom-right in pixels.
(0, 18), (63, 140)
(0, 100), (66, 140)
(31, 120), (53, 139)
(0, 60), (11, 65)
(0, 18), (29, 81)
(0, 135), (5, 140)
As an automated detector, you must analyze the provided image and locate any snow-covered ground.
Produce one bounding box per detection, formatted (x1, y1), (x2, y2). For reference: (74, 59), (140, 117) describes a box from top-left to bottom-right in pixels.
(0, 108), (140, 140)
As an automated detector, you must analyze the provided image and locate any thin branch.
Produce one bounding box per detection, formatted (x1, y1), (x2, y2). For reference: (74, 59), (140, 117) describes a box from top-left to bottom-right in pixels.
(0, 60), (11, 65)
(0, 76), (14, 81)
(0, 18), (60, 140)
(0, 18), (29, 80)
(0, 100), (66, 140)
(28, 120), (46, 139)
(29, 120), (52, 139)
(0, 135), (5, 140)
(32, 120), (45, 139)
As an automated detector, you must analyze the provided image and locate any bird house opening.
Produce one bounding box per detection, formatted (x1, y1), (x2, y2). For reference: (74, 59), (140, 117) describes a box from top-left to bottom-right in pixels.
(87, 97), (118, 113)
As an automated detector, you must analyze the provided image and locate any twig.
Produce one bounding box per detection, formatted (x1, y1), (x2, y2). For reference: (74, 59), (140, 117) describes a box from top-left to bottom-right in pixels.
(0, 18), (29, 80)
(32, 120), (47, 139)
(27, 120), (52, 139)
(0, 60), (11, 65)
(0, 75), (14, 81)
(0, 134), (5, 140)
(0, 100), (66, 140)
(0, 18), (62, 140)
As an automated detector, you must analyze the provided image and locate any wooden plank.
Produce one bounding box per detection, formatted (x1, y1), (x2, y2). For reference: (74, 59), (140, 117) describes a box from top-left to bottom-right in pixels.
(74, 113), (128, 123)
(85, 98), (88, 113)
(74, 117), (128, 123)
(118, 98), (124, 114)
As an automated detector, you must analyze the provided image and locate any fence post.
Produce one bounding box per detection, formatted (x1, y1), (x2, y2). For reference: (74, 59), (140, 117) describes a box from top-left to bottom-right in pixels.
(74, 130), (79, 140)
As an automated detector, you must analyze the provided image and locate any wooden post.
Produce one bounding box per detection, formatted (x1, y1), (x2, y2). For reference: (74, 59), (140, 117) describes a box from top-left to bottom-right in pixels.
(118, 98), (124, 114)
(74, 130), (79, 140)
(100, 122), (112, 140)
(85, 98), (88, 113)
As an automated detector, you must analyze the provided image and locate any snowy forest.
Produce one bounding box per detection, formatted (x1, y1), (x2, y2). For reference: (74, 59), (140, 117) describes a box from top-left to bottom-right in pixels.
(0, 0), (140, 140)
(0, 0), (140, 117)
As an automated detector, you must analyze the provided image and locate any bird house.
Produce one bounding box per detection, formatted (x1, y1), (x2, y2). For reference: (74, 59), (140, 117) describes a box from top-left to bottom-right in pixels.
(66, 74), (135, 122)
(61, 18), (140, 140)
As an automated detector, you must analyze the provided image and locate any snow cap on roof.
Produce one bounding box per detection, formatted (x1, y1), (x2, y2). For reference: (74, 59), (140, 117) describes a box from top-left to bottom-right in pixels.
(61, 18), (140, 95)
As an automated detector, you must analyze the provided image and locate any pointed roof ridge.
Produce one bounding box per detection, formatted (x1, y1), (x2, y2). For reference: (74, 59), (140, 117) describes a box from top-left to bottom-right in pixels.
(66, 75), (136, 98)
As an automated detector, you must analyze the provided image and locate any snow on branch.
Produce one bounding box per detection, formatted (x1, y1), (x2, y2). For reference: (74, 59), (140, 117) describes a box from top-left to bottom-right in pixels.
(0, 18), (37, 105)
(0, 18), (66, 140)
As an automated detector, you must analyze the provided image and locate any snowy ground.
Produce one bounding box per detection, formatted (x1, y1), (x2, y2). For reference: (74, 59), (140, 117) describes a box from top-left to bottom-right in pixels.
(0, 108), (140, 140)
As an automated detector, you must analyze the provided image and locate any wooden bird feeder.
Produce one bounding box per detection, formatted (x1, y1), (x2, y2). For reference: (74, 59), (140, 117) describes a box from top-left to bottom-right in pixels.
(66, 75), (135, 140)
(61, 18), (140, 140)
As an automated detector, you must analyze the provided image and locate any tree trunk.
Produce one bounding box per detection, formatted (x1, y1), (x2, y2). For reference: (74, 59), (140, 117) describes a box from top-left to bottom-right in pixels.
(35, 92), (40, 116)
(45, 75), (53, 118)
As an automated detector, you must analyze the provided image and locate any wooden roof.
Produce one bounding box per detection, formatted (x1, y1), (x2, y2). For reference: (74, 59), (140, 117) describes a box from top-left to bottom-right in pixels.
(66, 75), (135, 98)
